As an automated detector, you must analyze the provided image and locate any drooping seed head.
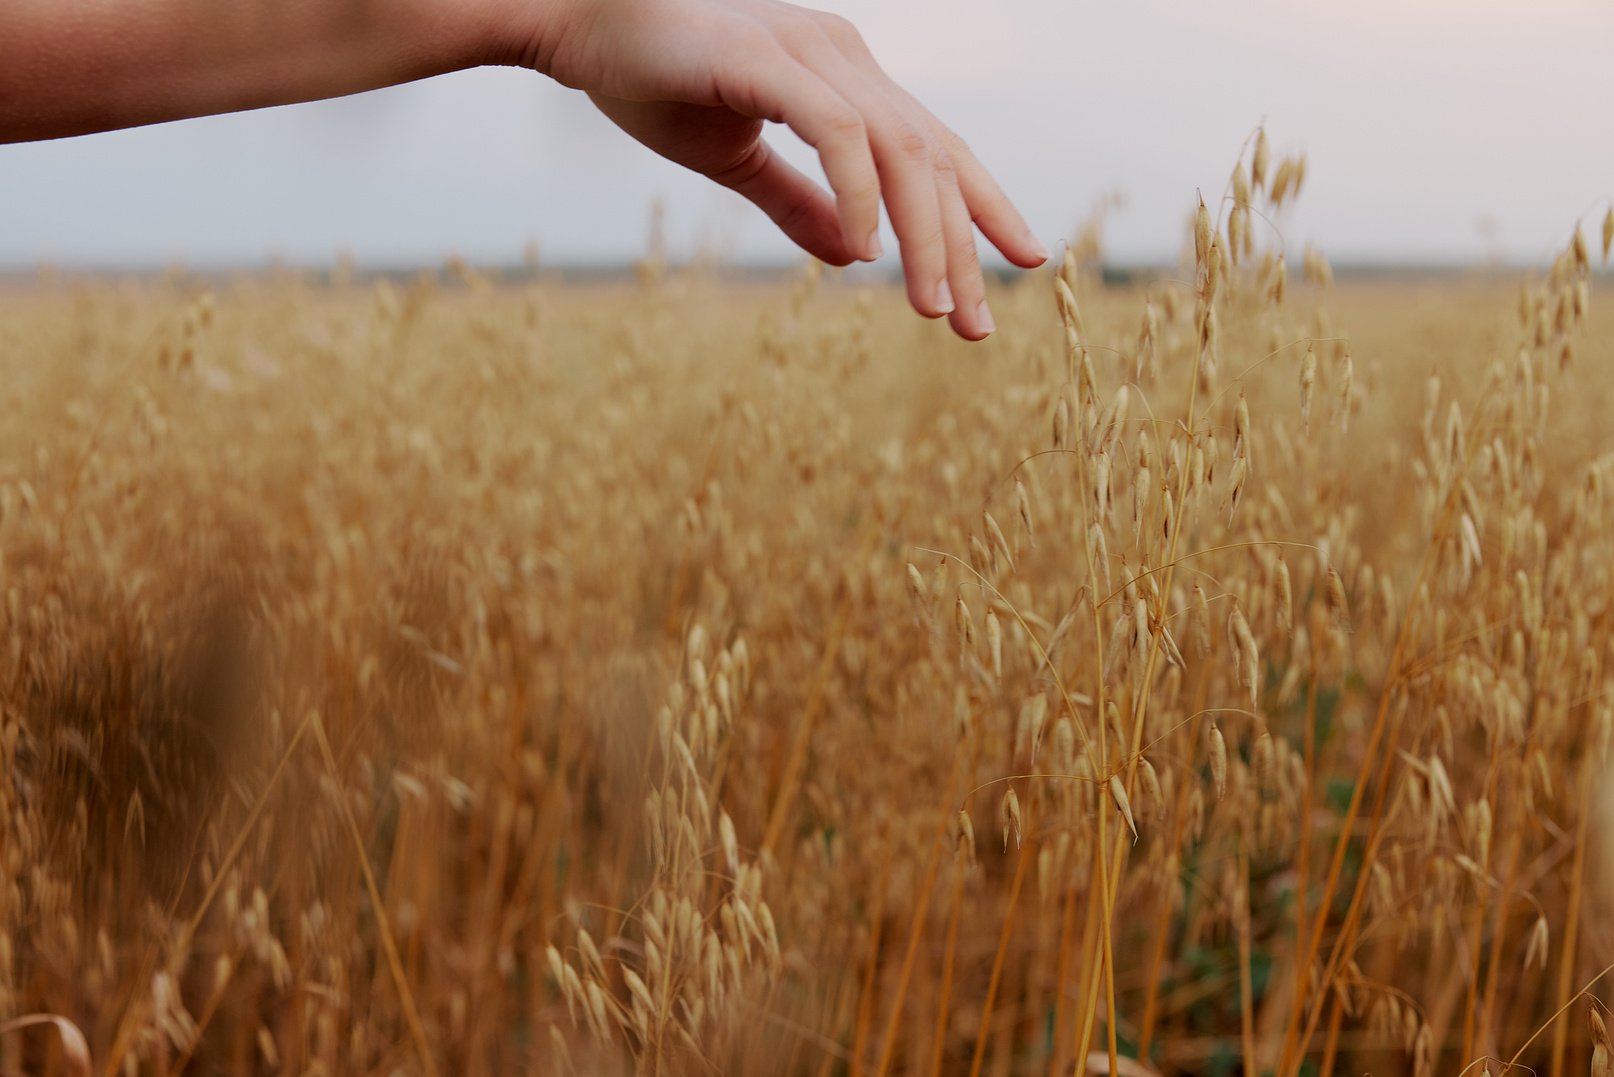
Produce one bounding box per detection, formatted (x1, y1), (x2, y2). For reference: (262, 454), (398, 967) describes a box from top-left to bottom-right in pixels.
(906, 562), (928, 617)
(1139, 757), (1164, 819)
(1300, 345), (1317, 432)
(1192, 582), (1212, 658)
(985, 608), (1003, 680)
(1274, 557), (1293, 638)
(1001, 787), (1023, 850)
(1325, 566), (1349, 631)
(1208, 724), (1228, 800)
(1015, 478), (1035, 549)
(1253, 731), (1276, 794)
(1109, 774), (1138, 842)
(1194, 194), (1213, 273)
(955, 809), (977, 864)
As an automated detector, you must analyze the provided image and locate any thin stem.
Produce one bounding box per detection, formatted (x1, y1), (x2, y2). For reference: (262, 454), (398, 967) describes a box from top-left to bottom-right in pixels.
(968, 835), (1033, 1077)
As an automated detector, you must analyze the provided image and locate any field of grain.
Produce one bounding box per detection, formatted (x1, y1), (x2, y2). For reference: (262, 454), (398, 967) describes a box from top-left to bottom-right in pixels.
(2, 148), (1613, 1077)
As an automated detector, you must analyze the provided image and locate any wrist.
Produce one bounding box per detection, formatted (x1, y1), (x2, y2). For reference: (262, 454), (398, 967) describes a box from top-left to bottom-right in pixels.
(470, 0), (585, 73)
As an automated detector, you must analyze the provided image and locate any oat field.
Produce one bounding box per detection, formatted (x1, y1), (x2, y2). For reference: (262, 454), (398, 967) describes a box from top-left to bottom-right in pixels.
(3, 143), (1613, 1077)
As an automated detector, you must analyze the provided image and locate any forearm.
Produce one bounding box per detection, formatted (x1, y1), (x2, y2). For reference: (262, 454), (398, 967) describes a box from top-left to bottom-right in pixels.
(0, 0), (534, 143)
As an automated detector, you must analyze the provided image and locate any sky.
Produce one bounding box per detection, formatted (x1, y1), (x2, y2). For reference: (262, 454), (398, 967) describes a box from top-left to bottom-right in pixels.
(2, 0), (1611, 269)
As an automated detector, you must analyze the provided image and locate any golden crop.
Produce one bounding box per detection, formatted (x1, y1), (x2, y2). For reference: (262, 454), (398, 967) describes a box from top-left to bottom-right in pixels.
(1, 139), (1612, 1076)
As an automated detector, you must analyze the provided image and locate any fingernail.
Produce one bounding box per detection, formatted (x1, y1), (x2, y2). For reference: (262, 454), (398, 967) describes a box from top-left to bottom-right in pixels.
(976, 300), (995, 336)
(1031, 238), (1051, 262)
(935, 280), (955, 315)
(865, 230), (883, 261)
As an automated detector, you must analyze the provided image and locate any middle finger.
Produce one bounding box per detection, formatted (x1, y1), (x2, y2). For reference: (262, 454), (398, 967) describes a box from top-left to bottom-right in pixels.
(784, 23), (964, 323)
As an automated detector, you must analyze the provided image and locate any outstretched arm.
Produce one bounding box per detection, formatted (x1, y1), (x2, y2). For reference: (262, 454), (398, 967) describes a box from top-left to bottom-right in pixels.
(0, 1), (499, 142)
(0, 0), (1046, 338)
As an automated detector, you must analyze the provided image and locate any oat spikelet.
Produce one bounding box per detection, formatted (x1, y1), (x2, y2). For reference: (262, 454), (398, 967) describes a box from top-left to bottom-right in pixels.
(1094, 449), (1112, 520)
(585, 981), (613, 1044)
(906, 562), (928, 617)
(1055, 276), (1085, 341)
(1300, 344), (1317, 432)
(1338, 351), (1355, 433)
(955, 596), (976, 654)
(1572, 228), (1590, 274)
(1228, 204), (1246, 265)
(1109, 774), (1138, 842)
(550, 1026), (574, 1076)
(1194, 194), (1213, 274)
(1139, 757), (1164, 819)
(1054, 396), (1070, 450)
(1590, 1008), (1613, 1077)
(1015, 478), (1035, 549)
(1271, 158), (1294, 206)
(1020, 695), (1049, 761)
(1001, 787), (1023, 850)
(1325, 566), (1349, 631)
(970, 535), (992, 576)
(1088, 522), (1112, 597)
(1459, 513), (1483, 572)
(622, 967), (655, 1020)
(1274, 557), (1293, 638)
(1228, 455), (1249, 519)
(1137, 301), (1158, 379)
(0, 1016), (92, 1077)
(1103, 610), (1131, 684)
(984, 511), (1014, 573)
(1229, 602), (1259, 703)
(1133, 456), (1152, 542)
(1252, 129), (1271, 190)
(578, 930), (604, 979)
(986, 608), (1003, 680)
(1234, 391), (1252, 465)
(719, 810), (739, 879)
(930, 557), (950, 613)
(1603, 207), (1614, 264)
(955, 809), (977, 863)
(1523, 914), (1550, 972)
(1271, 255), (1287, 305)
(1208, 724), (1228, 800)
(1253, 731), (1276, 793)
(1191, 582), (1212, 658)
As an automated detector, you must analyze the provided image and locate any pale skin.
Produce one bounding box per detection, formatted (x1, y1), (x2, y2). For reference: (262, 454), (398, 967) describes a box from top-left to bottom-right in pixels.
(0, 0), (1049, 339)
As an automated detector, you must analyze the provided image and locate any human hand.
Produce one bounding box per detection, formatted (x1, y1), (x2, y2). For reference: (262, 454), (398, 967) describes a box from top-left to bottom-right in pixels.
(510, 0), (1048, 339)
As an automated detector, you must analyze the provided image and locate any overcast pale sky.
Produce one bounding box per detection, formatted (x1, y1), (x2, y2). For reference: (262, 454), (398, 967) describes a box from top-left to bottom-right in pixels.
(3, 0), (1610, 268)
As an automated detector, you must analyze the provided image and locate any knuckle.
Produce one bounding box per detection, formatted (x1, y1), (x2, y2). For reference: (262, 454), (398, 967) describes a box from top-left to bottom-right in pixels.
(779, 12), (824, 51)
(815, 12), (861, 44)
(709, 141), (770, 188)
(825, 107), (867, 142)
(731, 20), (777, 56)
(890, 122), (931, 162)
(935, 122), (965, 148)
